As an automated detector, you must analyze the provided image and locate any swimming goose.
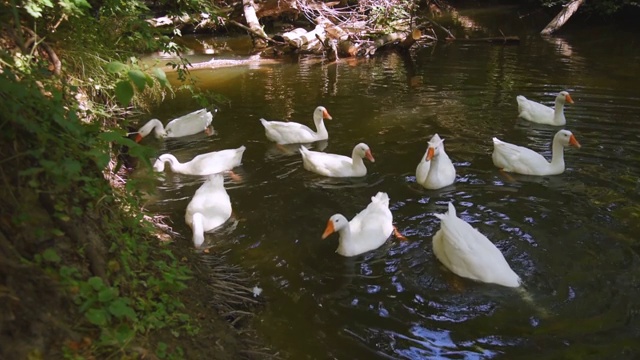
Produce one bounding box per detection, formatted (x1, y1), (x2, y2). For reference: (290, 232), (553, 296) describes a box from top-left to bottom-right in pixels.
(322, 192), (404, 257)
(492, 130), (580, 176)
(433, 202), (521, 287)
(416, 134), (456, 189)
(260, 106), (332, 144)
(516, 91), (573, 126)
(300, 143), (374, 177)
(185, 174), (232, 248)
(135, 108), (215, 142)
(153, 146), (246, 176)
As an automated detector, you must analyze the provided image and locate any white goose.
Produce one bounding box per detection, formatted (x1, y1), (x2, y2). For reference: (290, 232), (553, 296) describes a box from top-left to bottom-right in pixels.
(185, 174), (232, 248)
(153, 146), (246, 176)
(433, 202), (521, 287)
(416, 134), (456, 190)
(321, 192), (405, 257)
(516, 91), (574, 126)
(260, 106), (332, 144)
(492, 130), (581, 176)
(300, 143), (375, 177)
(135, 108), (215, 142)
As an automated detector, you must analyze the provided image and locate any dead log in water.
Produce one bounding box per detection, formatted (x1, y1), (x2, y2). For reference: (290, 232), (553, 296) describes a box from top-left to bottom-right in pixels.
(166, 56), (283, 72)
(279, 25), (327, 52)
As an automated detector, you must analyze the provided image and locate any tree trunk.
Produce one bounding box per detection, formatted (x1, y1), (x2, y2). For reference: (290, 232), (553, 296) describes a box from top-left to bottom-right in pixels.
(242, 0), (268, 48)
(540, 0), (584, 35)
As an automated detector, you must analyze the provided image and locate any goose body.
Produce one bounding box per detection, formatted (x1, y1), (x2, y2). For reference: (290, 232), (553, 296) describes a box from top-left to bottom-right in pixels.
(260, 106), (332, 144)
(300, 143), (374, 177)
(416, 134), (456, 189)
(433, 202), (521, 287)
(516, 91), (573, 126)
(492, 130), (580, 176)
(185, 174), (232, 248)
(153, 146), (246, 176)
(321, 192), (394, 257)
(135, 108), (215, 142)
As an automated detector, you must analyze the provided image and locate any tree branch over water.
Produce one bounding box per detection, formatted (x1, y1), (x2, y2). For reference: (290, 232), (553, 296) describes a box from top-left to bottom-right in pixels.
(540, 0), (585, 35)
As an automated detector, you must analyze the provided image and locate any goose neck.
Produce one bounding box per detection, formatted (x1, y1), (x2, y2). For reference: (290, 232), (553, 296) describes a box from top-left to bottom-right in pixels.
(549, 138), (566, 169)
(192, 213), (205, 248)
(149, 119), (167, 138)
(314, 118), (328, 137)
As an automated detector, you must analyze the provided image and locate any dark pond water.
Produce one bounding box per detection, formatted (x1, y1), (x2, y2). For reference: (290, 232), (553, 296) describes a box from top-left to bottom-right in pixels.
(142, 5), (640, 359)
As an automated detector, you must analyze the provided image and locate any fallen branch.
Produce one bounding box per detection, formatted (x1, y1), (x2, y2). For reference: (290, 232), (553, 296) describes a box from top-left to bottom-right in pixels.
(242, 0), (269, 48)
(228, 20), (285, 46)
(540, 0), (584, 35)
(171, 56), (283, 71)
(424, 16), (455, 40)
(315, 15), (358, 57)
(281, 25), (326, 52)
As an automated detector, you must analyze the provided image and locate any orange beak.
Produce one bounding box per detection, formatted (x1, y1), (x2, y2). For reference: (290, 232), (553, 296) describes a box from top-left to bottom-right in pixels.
(365, 150), (375, 162)
(134, 133), (143, 143)
(426, 147), (435, 161)
(565, 94), (574, 104)
(323, 109), (332, 120)
(321, 220), (335, 239)
(569, 134), (581, 148)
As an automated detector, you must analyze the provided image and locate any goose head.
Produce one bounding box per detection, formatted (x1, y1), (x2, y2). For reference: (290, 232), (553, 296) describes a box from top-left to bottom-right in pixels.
(313, 106), (332, 125)
(322, 214), (349, 239)
(153, 154), (173, 172)
(425, 134), (445, 161)
(353, 143), (375, 162)
(557, 91), (574, 105)
(135, 119), (163, 142)
(554, 129), (581, 148)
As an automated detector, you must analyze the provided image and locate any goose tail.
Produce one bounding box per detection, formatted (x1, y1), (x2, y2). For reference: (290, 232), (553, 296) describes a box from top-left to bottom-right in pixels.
(371, 192), (390, 207)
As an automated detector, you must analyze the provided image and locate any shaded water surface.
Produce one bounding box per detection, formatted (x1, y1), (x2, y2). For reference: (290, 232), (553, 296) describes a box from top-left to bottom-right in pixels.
(144, 6), (640, 359)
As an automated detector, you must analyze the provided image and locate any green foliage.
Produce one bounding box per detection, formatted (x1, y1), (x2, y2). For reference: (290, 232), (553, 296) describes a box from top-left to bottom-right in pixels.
(153, 0), (220, 17)
(1, 0), (220, 356)
(1, 58), (198, 354)
(105, 60), (171, 106)
(367, 0), (414, 33)
(22, 0), (90, 18)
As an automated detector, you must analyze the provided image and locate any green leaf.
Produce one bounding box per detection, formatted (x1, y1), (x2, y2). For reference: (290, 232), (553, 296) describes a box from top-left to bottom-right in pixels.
(88, 276), (105, 291)
(98, 130), (127, 142)
(108, 298), (136, 320)
(59, 266), (79, 279)
(85, 308), (109, 326)
(115, 81), (134, 106)
(114, 324), (134, 345)
(152, 68), (170, 89)
(42, 248), (61, 263)
(87, 148), (111, 168)
(145, 73), (154, 87)
(128, 70), (147, 92)
(156, 342), (168, 359)
(19, 167), (44, 176)
(63, 159), (82, 176)
(98, 288), (117, 303)
(106, 61), (127, 74)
